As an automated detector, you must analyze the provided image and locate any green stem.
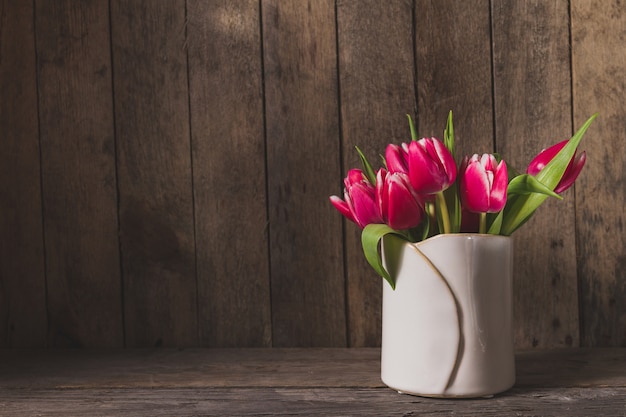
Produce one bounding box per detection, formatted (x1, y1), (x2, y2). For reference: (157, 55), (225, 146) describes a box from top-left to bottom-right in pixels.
(426, 202), (436, 227)
(479, 212), (487, 234)
(436, 192), (451, 234)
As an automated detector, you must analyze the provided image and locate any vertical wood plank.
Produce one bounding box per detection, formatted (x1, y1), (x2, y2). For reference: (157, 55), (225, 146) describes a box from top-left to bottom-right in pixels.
(187, 1), (271, 347)
(111, 0), (197, 347)
(415, 0), (493, 156)
(571, 0), (626, 347)
(492, 0), (578, 348)
(263, 0), (346, 347)
(35, 0), (123, 347)
(337, 0), (415, 347)
(0, 0), (47, 347)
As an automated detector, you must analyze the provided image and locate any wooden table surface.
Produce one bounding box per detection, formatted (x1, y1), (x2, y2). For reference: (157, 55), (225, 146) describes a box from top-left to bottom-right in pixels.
(0, 348), (625, 416)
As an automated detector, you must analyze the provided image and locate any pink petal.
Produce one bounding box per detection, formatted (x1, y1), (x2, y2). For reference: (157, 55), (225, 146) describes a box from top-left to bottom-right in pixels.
(461, 159), (490, 213)
(408, 140), (447, 194)
(385, 174), (423, 229)
(488, 160), (508, 212)
(385, 144), (409, 174)
(376, 169), (388, 221)
(329, 195), (356, 224)
(527, 140), (567, 175)
(554, 151), (586, 194)
(527, 140), (586, 194)
(431, 138), (457, 184)
(346, 169), (366, 186)
(350, 182), (382, 228)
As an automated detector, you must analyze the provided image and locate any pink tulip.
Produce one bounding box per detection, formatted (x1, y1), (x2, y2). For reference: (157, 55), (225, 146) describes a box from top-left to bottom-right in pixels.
(376, 168), (424, 230)
(526, 140), (586, 194)
(460, 154), (508, 213)
(407, 138), (457, 194)
(385, 143), (410, 174)
(330, 169), (383, 228)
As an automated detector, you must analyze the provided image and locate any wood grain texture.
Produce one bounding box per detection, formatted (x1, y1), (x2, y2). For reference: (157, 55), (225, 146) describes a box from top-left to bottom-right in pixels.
(0, 348), (382, 389)
(263, 0), (346, 346)
(0, 0), (47, 347)
(415, 0), (494, 156)
(2, 348), (625, 390)
(35, 0), (123, 347)
(111, 0), (197, 347)
(1, 348), (625, 416)
(1, 387), (625, 417)
(336, 0), (416, 347)
(571, 0), (626, 347)
(1, 0), (625, 350)
(492, 0), (578, 348)
(187, 0), (271, 347)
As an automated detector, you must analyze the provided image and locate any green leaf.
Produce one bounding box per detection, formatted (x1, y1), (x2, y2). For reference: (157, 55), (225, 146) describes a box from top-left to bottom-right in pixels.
(424, 111), (460, 234)
(535, 114), (597, 187)
(487, 210), (503, 235)
(443, 182), (462, 233)
(507, 174), (562, 200)
(441, 111), (461, 233)
(361, 224), (407, 289)
(355, 146), (377, 185)
(407, 114), (418, 141)
(444, 110), (455, 158)
(500, 113), (597, 235)
(379, 153), (387, 169)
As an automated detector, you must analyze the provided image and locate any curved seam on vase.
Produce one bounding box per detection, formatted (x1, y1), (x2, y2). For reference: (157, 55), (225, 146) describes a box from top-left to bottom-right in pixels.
(409, 243), (464, 394)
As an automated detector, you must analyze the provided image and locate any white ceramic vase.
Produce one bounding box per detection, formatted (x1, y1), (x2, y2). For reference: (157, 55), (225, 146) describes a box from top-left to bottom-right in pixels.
(381, 233), (515, 398)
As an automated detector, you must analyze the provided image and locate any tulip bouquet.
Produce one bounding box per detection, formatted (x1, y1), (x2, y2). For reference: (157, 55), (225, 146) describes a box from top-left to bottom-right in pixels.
(330, 112), (596, 289)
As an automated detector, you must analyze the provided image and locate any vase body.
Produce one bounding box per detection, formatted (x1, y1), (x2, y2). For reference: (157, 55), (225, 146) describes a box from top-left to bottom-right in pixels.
(381, 234), (515, 398)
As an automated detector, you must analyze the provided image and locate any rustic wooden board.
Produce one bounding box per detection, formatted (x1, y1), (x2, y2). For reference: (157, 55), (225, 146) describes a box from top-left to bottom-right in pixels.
(262, 0), (346, 346)
(571, 0), (626, 347)
(110, 1), (197, 347)
(415, 0), (494, 157)
(491, 0), (578, 348)
(34, 0), (123, 347)
(1, 349), (625, 416)
(336, 0), (416, 347)
(1, 386), (625, 417)
(187, 1), (272, 347)
(0, 348), (380, 389)
(0, 0), (47, 347)
(2, 348), (625, 390)
(1, 0), (625, 351)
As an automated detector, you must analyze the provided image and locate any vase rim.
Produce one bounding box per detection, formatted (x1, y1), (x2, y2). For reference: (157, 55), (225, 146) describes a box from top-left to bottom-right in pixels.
(412, 233), (512, 245)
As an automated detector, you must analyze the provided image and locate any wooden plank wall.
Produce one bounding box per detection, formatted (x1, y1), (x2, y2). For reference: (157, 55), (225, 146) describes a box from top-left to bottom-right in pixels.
(1, 0), (624, 349)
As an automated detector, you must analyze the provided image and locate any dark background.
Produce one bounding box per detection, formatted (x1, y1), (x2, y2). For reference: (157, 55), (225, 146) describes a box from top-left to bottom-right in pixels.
(1, 0), (624, 349)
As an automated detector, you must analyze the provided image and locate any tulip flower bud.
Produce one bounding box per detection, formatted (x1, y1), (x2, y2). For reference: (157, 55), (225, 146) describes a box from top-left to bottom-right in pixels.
(526, 140), (586, 194)
(376, 169), (424, 230)
(460, 154), (508, 213)
(407, 138), (457, 194)
(385, 143), (410, 174)
(330, 169), (383, 229)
